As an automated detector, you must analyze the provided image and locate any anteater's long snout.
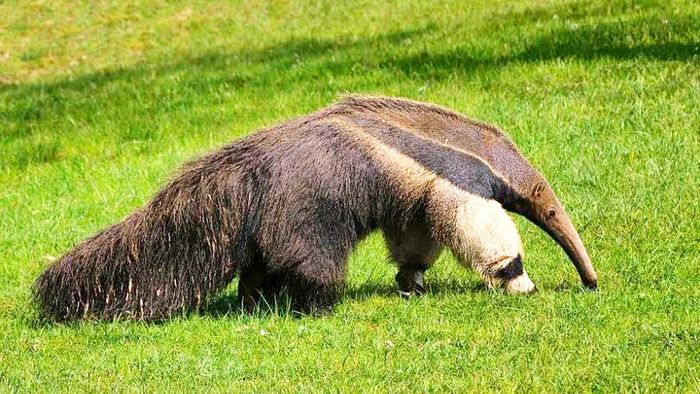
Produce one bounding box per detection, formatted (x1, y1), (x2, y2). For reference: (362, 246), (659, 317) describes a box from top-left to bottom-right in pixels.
(521, 197), (598, 289)
(548, 212), (598, 289)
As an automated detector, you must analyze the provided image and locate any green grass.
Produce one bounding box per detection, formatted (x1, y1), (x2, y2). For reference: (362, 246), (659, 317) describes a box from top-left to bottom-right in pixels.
(1, 0), (700, 391)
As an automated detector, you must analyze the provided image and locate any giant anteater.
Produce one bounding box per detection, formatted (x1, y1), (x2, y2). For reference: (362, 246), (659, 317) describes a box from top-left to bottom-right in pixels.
(35, 95), (597, 321)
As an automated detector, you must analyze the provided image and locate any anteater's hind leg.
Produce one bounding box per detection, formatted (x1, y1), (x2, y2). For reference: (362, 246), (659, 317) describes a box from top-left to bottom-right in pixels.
(262, 232), (349, 315)
(236, 244), (286, 313)
(427, 179), (536, 294)
(237, 264), (264, 313)
(284, 250), (347, 315)
(237, 265), (285, 313)
(385, 218), (441, 297)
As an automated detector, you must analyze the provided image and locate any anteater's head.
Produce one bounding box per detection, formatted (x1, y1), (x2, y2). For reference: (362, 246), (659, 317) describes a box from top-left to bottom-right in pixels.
(507, 181), (597, 290)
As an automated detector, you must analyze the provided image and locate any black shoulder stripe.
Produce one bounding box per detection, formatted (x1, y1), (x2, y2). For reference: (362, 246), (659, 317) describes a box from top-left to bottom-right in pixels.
(345, 116), (512, 201)
(496, 255), (524, 280)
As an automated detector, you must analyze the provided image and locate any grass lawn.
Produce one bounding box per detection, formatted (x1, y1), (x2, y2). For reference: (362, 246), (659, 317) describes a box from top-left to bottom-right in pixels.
(1, 0), (699, 391)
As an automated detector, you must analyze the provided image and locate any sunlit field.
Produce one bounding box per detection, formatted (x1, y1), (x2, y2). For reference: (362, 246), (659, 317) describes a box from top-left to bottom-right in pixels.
(1, 0), (699, 391)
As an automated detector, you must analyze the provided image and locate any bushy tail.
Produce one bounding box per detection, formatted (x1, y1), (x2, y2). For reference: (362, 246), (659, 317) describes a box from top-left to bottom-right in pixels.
(34, 154), (252, 321)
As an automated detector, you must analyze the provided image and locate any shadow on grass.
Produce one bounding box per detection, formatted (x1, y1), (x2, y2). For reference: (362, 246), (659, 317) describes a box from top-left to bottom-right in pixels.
(389, 15), (700, 77)
(27, 276), (584, 326)
(5, 13), (698, 96)
(202, 276), (487, 318)
(203, 293), (294, 319)
(2, 9), (698, 151)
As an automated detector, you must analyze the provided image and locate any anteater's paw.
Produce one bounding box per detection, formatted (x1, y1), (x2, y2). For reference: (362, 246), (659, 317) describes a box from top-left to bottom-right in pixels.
(396, 269), (426, 298)
(397, 282), (426, 298)
(504, 271), (536, 295)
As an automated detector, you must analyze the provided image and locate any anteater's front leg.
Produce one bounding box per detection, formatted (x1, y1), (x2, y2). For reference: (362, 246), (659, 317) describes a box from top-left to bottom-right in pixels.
(427, 179), (536, 294)
(385, 218), (440, 297)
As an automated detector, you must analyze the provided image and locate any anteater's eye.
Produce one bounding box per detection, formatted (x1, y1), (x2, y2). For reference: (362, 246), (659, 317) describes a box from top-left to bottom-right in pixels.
(547, 209), (556, 219)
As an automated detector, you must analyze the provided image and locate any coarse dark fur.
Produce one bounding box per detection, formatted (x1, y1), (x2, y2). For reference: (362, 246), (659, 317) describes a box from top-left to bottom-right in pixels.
(35, 95), (595, 321)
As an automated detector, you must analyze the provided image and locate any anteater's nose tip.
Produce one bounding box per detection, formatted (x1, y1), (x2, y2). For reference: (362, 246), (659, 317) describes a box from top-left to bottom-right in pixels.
(584, 279), (597, 290)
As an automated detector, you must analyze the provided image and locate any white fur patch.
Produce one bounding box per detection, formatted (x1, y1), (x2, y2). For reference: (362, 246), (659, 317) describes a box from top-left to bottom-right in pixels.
(428, 179), (525, 289)
(504, 271), (536, 294)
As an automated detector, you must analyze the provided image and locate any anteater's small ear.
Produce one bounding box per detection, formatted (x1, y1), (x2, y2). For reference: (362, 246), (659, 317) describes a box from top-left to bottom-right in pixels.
(531, 182), (546, 198)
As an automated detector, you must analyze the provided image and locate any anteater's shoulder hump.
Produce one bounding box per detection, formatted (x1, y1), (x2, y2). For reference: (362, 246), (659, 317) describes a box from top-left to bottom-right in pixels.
(324, 95), (543, 198)
(330, 95), (505, 138)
